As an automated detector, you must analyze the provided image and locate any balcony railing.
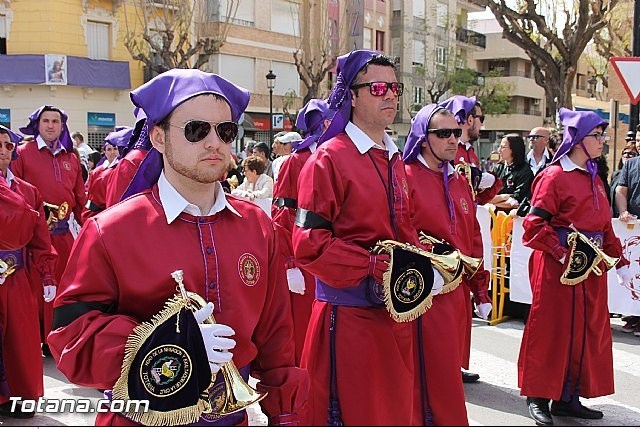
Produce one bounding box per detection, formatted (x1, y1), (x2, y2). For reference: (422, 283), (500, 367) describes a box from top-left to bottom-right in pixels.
(456, 28), (486, 49)
(512, 107), (542, 116)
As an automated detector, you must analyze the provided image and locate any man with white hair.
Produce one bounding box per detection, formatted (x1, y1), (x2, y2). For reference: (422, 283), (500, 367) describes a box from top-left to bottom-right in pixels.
(271, 131), (301, 182)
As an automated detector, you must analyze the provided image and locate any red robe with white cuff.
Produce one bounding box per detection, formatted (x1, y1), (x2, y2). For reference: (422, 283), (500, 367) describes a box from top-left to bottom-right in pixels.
(48, 186), (308, 426)
(271, 149), (315, 365)
(11, 139), (86, 341)
(105, 149), (148, 208)
(455, 142), (502, 205)
(0, 174), (57, 403)
(406, 159), (490, 426)
(518, 164), (625, 400)
(292, 132), (421, 426)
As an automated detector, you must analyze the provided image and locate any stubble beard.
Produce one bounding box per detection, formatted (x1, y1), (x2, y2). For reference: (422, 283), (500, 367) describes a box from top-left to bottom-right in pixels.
(164, 135), (227, 184)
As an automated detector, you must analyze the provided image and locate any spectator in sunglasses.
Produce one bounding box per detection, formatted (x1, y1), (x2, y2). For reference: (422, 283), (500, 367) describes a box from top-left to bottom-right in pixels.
(615, 140), (640, 224)
(490, 134), (534, 213)
(520, 108), (630, 426)
(12, 105), (86, 357)
(526, 127), (552, 175)
(0, 125), (57, 418)
(48, 69), (307, 426)
(292, 50), (443, 426)
(439, 95), (503, 206)
(403, 104), (491, 425)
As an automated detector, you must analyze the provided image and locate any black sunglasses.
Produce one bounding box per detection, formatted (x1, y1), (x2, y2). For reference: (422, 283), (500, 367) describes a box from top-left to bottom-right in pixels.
(527, 135), (543, 140)
(169, 120), (238, 144)
(350, 81), (404, 97)
(427, 128), (463, 139)
(622, 151), (637, 157)
(472, 114), (485, 124)
(0, 141), (15, 151)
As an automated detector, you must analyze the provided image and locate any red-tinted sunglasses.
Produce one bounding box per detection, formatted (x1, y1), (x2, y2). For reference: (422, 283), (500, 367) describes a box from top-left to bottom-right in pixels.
(350, 81), (404, 97)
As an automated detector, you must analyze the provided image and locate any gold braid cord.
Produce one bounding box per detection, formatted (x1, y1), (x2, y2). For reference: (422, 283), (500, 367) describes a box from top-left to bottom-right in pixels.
(111, 294), (212, 426)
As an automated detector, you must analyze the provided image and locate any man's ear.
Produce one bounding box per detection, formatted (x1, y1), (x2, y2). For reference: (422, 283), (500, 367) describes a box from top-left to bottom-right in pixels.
(150, 125), (166, 155)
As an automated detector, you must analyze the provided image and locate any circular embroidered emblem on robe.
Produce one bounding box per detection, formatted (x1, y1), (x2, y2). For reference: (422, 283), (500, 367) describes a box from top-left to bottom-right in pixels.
(592, 235), (603, 249)
(238, 253), (260, 286)
(393, 268), (425, 304)
(140, 345), (192, 397)
(63, 161), (72, 171)
(1, 254), (17, 268)
(569, 251), (588, 273)
(460, 198), (469, 214)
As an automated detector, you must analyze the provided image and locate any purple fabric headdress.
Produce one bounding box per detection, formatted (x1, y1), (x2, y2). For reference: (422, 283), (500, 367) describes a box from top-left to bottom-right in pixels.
(104, 126), (134, 156)
(124, 69), (250, 199)
(293, 98), (336, 151)
(551, 108), (608, 209)
(439, 95), (477, 124)
(403, 104), (457, 233)
(0, 125), (23, 161)
(318, 50), (382, 145)
(19, 105), (73, 152)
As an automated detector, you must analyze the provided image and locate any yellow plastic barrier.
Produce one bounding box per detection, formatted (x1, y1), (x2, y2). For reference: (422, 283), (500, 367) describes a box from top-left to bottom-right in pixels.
(487, 206), (514, 325)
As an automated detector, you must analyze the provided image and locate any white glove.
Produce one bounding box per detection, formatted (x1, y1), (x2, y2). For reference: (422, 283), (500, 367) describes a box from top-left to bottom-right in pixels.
(479, 172), (496, 189)
(431, 268), (445, 296)
(506, 197), (519, 208)
(617, 266), (633, 288)
(475, 302), (492, 320)
(43, 285), (57, 302)
(286, 268), (306, 295)
(558, 254), (567, 265)
(194, 302), (236, 374)
(0, 277), (5, 286)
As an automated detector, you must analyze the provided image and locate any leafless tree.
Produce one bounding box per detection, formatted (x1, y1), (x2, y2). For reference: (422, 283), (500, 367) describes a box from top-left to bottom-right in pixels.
(591, 0), (633, 89)
(293, 0), (339, 105)
(484, 0), (619, 123)
(122, 0), (239, 75)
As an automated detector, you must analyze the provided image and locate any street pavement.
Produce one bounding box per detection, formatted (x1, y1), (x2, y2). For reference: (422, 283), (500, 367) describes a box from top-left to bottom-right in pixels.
(1, 317), (639, 426)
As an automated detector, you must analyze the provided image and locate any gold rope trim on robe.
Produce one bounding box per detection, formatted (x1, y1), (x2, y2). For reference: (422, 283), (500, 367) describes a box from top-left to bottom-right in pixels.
(111, 294), (212, 426)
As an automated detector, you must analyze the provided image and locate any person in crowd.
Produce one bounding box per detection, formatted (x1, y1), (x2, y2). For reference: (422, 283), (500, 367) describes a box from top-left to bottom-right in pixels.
(614, 139), (640, 336)
(596, 156), (612, 205)
(231, 155), (274, 201)
(71, 131), (93, 171)
(86, 151), (102, 172)
(220, 156), (244, 193)
(519, 108), (631, 426)
(271, 98), (334, 365)
(0, 125), (57, 418)
(292, 50), (443, 426)
(548, 131), (561, 155)
(82, 128), (132, 221)
(635, 124), (640, 153)
(403, 104), (493, 424)
(439, 95), (503, 205)
(611, 142), (638, 217)
(490, 134), (534, 213)
(252, 142), (273, 179)
(271, 131), (301, 182)
(12, 105), (86, 357)
(527, 127), (552, 175)
(48, 69), (308, 426)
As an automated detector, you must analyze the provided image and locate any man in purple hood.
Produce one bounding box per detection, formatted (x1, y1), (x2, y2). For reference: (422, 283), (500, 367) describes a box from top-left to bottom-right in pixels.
(11, 105), (86, 357)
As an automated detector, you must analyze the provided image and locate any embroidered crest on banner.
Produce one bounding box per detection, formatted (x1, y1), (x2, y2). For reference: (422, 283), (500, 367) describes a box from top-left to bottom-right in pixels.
(140, 345), (192, 397)
(393, 268), (425, 304)
(238, 253), (260, 286)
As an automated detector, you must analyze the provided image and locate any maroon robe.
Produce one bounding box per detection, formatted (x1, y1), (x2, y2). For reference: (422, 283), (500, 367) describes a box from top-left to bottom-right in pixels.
(48, 187), (308, 426)
(519, 164), (625, 400)
(271, 149), (315, 365)
(292, 133), (421, 426)
(105, 149), (148, 208)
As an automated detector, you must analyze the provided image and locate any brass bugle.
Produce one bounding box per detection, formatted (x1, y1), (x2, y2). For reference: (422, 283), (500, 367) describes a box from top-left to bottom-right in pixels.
(43, 201), (69, 231)
(567, 225), (619, 276)
(454, 160), (476, 199)
(0, 259), (16, 283)
(171, 270), (267, 417)
(419, 232), (483, 278)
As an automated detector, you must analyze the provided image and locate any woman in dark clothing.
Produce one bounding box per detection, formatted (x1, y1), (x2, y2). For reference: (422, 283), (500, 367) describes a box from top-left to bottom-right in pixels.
(489, 134), (534, 213)
(611, 142), (638, 216)
(596, 155), (611, 204)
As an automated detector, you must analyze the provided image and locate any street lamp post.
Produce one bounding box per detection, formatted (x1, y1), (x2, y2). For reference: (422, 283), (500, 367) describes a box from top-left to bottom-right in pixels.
(587, 76), (597, 99)
(266, 70), (276, 145)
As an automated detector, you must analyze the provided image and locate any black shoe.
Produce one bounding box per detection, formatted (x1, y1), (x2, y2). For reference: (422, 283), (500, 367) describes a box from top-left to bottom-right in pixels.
(461, 370), (480, 383)
(527, 397), (554, 426)
(42, 343), (52, 357)
(0, 401), (36, 419)
(550, 399), (603, 419)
